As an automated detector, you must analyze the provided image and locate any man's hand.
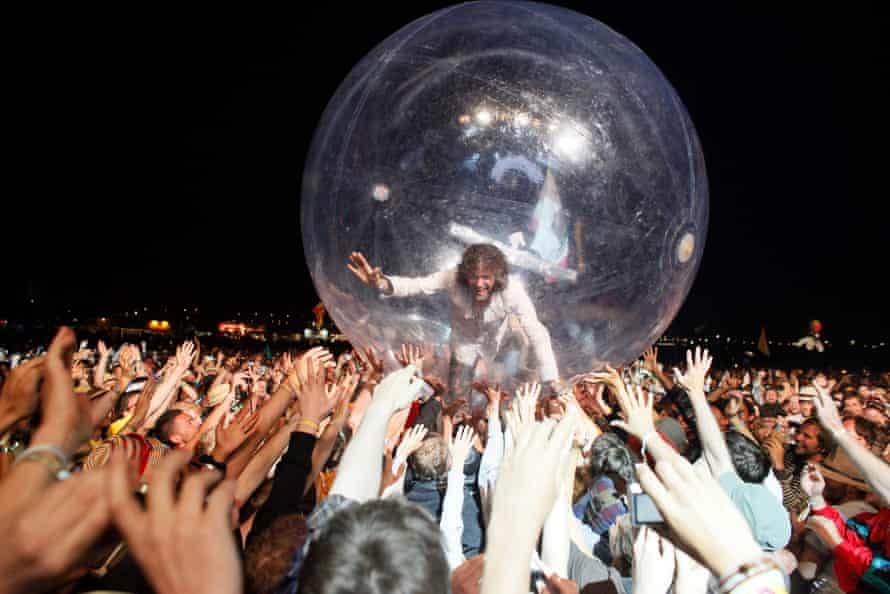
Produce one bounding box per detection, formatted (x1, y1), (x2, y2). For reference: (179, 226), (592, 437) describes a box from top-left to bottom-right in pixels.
(801, 464), (826, 508)
(108, 452), (242, 594)
(487, 413), (577, 543)
(371, 365), (425, 413)
(31, 327), (96, 458)
(0, 464), (114, 594)
(394, 424), (428, 462)
(673, 347), (712, 396)
(355, 346), (385, 384)
(632, 527), (676, 594)
(642, 346), (659, 374)
(0, 357), (45, 434)
(290, 347), (334, 391)
(394, 343), (424, 370)
(450, 425), (476, 469)
(636, 455), (762, 577)
(608, 383), (656, 441)
(214, 410), (260, 461)
(297, 356), (339, 424)
(761, 434), (786, 471)
(505, 382), (539, 440)
(174, 341), (196, 372)
(347, 251), (387, 291)
(811, 379), (844, 437)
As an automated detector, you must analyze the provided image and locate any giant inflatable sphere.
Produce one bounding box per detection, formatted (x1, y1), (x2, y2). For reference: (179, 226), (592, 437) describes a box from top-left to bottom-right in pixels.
(302, 1), (708, 387)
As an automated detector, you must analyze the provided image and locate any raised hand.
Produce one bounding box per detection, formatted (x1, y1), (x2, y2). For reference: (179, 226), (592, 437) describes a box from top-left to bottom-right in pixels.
(214, 410), (260, 460)
(608, 383), (656, 441)
(505, 382), (540, 439)
(0, 357), (45, 434)
(450, 425), (476, 469)
(347, 251), (386, 289)
(174, 341), (196, 372)
(31, 327), (96, 458)
(586, 365), (630, 406)
(298, 356), (339, 424)
(642, 346), (659, 374)
(356, 346), (384, 383)
(108, 452), (242, 594)
(632, 527), (676, 594)
(394, 343), (424, 369)
(291, 347), (335, 390)
(635, 455), (763, 578)
(372, 365), (425, 413)
(811, 378), (844, 436)
(395, 424), (428, 461)
(673, 347), (712, 395)
(97, 340), (110, 360)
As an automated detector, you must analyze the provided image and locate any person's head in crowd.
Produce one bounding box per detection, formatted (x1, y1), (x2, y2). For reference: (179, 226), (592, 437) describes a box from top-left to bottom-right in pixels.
(152, 408), (202, 448)
(857, 384), (872, 398)
(842, 393), (865, 417)
(457, 243), (508, 303)
(244, 514), (309, 594)
(545, 396), (564, 420)
(783, 394), (800, 416)
(751, 416), (775, 443)
(408, 434), (449, 481)
(763, 386), (779, 404)
(794, 418), (831, 461)
(798, 386), (818, 418)
(298, 499), (450, 594)
(841, 415), (877, 449)
(759, 403), (786, 431)
(863, 401), (888, 426)
(725, 430), (771, 483)
(587, 433), (635, 494)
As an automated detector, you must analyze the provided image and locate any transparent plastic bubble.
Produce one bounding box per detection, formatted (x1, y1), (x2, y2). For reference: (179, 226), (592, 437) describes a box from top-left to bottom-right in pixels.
(302, 1), (708, 392)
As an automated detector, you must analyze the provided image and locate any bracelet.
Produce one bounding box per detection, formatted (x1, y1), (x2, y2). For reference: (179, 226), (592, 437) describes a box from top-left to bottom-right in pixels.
(197, 454), (228, 474)
(640, 431), (657, 460)
(717, 556), (781, 594)
(14, 444), (71, 480)
(296, 419), (320, 433)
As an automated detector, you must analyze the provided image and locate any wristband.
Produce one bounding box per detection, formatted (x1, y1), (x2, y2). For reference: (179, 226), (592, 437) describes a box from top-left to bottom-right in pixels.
(15, 444), (71, 481)
(718, 556), (784, 594)
(296, 419), (320, 434)
(197, 454), (228, 474)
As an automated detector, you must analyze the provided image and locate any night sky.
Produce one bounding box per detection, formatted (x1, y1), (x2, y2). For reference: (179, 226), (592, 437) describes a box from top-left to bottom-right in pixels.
(6, 3), (889, 342)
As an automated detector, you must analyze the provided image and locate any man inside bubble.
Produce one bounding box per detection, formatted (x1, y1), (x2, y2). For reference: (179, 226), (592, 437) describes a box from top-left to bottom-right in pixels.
(347, 243), (559, 402)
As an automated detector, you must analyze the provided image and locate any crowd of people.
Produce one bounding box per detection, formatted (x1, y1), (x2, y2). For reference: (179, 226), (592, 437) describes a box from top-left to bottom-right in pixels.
(0, 324), (888, 594)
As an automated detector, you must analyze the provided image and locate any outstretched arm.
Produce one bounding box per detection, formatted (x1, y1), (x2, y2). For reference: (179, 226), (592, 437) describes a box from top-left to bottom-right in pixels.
(674, 348), (733, 477)
(510, 283), (559, 383)
(811, 379), (890, 504)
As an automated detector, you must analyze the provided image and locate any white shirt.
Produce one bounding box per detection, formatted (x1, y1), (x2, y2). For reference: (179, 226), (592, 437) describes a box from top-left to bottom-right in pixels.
(387, 268), (559, 382)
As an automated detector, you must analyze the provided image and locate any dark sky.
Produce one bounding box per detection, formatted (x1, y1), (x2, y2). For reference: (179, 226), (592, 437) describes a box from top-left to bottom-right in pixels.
(7, 3), (889, 341)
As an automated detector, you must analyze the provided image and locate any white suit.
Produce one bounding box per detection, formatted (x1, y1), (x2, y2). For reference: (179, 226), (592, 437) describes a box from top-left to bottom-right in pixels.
(387, 268), (559, 382)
